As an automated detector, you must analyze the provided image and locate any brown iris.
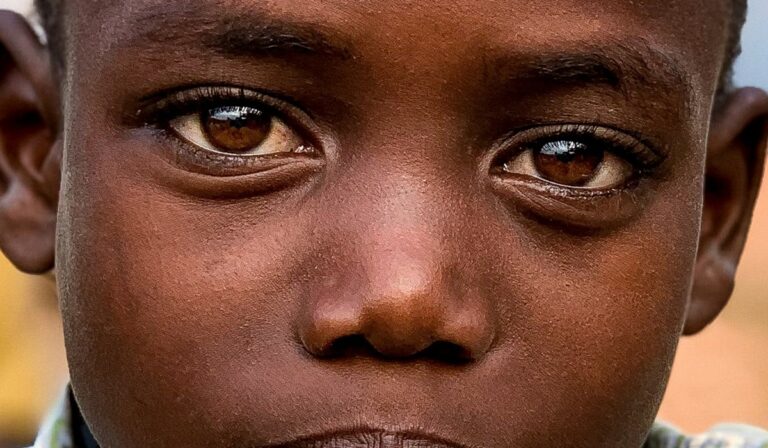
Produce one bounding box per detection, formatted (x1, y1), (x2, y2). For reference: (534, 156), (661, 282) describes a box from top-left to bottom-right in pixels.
(532, 140), (603, 186)
(201, 106), (272, 153)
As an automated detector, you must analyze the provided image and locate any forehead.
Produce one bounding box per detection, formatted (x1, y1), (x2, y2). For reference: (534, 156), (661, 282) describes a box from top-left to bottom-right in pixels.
(78, 0), (728, 29)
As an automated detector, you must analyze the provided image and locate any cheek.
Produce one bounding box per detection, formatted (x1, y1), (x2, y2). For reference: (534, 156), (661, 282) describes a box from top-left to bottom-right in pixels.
(483, 186), (700, 443)
(56, 138), (319, 445)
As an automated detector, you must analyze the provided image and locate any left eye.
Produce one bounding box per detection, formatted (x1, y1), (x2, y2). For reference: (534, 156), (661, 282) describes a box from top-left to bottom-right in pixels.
(501, 139), (634, 189)
(169, 105), (312, 156)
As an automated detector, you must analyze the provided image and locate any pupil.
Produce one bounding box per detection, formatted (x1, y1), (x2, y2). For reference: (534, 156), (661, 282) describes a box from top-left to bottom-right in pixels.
(533, 140), (603, 186)
(202, 106), (272, 153)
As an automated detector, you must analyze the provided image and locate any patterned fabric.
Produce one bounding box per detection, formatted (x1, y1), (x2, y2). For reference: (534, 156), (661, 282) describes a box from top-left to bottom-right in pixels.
(646, 422), (768, 448)
(30, 390), (72, 448)
(30, 388), (768, 448)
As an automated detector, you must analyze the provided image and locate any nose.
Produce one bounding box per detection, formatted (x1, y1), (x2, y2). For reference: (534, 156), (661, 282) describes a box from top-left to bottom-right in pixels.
(298, 216), (496, 363)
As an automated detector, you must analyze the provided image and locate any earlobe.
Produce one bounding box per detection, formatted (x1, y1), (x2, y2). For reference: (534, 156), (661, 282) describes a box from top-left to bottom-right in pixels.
(685, 87), (768, 335)
(0, 10), (60, 274)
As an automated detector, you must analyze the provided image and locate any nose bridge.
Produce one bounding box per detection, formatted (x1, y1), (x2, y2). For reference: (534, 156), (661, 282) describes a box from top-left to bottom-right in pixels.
(298, 168), (496, 361)
(341, 156), (463, 315)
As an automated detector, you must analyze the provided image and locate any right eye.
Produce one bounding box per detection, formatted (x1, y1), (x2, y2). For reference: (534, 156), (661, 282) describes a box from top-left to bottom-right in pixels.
(169, 105), (314, 156)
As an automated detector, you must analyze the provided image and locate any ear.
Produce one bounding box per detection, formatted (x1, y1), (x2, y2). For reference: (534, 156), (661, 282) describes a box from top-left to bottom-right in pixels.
(685, 87), (768, 335)
(0, 10), (60, 274)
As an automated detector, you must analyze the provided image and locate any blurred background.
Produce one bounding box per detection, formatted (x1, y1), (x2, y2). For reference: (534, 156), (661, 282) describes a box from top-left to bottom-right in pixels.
(0, 0), (767, 446)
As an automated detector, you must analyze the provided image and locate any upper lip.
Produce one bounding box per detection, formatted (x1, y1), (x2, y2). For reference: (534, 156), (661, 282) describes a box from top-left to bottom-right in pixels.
(263, 428), (470, 448)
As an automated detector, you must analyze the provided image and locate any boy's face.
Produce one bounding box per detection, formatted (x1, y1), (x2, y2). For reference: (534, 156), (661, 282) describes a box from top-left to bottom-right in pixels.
(1, 0), (766, 447)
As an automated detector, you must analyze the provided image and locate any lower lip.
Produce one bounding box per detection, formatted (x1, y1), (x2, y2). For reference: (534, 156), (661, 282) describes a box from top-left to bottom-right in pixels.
(273, 430), (464, 448)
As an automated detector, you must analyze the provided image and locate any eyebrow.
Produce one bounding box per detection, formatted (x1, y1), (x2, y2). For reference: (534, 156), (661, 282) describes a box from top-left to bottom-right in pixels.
(203, 22), (353, 60)
(484, 41), (693, 101)
(115, 4), (353, 60)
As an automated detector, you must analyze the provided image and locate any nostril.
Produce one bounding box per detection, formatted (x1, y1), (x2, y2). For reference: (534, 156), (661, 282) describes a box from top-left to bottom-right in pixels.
(316, 334), (474, 365)
(420, 341), (474, 365)
(322, 334), (380, 359)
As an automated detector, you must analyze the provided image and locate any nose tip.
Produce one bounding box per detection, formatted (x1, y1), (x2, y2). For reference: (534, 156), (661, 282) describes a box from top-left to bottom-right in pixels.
(298, 267), (496, 363)
(299, 293), (439, 360)
(360, 294), (443, 358)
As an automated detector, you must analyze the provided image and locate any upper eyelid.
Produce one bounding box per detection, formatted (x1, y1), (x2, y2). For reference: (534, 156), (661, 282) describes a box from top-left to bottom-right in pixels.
(130, 85), (311, 126)
(496, 124), (668, 169)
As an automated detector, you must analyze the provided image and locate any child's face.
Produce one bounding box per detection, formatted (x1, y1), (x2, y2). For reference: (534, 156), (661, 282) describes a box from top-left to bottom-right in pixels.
(16, 0), (762, 447)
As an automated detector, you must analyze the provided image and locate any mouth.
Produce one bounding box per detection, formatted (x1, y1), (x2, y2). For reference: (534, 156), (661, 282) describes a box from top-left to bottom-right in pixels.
(265, 429), (469, 448)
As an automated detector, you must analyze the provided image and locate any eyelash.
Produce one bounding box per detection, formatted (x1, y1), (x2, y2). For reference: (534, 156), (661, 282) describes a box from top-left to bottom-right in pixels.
(138, 85), (307, 120)
(494, 124), (667, 175)
(135, 85), (318, 145)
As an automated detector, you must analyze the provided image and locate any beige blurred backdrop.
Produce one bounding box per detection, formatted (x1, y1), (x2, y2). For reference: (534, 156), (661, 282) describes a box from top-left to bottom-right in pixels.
(0, 0), (767, 445)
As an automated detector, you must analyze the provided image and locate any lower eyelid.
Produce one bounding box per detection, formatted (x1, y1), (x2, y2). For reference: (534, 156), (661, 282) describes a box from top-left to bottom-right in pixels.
(489, 175), (648, 231)
(151, 150), (326, 198)
(156, 128), (320, 177)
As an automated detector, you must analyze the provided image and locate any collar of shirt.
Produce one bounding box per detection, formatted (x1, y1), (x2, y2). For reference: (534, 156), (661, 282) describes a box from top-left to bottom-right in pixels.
(31, 388), (72, 448)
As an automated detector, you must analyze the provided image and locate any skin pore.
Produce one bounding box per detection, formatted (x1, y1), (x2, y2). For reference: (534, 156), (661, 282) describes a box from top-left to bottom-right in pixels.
(1, 0), (768, 447)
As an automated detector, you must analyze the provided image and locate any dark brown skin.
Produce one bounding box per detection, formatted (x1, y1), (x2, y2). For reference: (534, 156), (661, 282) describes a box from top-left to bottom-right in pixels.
(1, 1), (768, 447)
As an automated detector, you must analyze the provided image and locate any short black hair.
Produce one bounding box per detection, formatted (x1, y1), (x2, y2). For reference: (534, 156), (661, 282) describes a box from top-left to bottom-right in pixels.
(34, 0), (748, 102)
(722, 0), (749, 97)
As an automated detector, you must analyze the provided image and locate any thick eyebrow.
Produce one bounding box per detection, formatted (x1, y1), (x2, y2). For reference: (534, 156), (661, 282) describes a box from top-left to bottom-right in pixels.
(485, 41), (693, 101)
(203, 22), (353, 60)
(111, 4), (353, 60)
